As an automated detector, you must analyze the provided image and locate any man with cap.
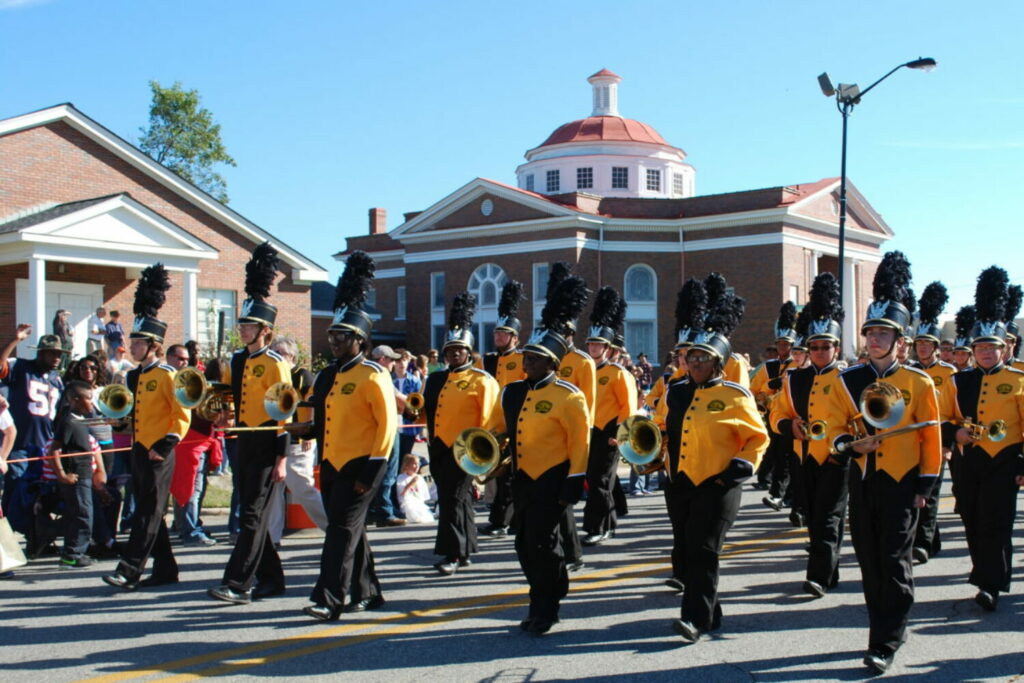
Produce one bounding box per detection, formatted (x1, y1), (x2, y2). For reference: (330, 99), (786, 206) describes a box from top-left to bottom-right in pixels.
(423, 292), (499, 575)
(825, 251), (941, 673)
(303, 251), (397, 621)
(103, 264), (192, 590)
(581, 287), (636, 546)
(483, 288), (591, 635)
(909, 282), (956, 565)
(479, 281), (527, 538)
(664, 284), (768, 644)
(366, 343), (408, 528)
(0, 325), (67, 526)
(208, 243), (294, 604)
(769, 273), (846, 598)
(938, 266), (1024, 613)
(751, 302), (798, 505)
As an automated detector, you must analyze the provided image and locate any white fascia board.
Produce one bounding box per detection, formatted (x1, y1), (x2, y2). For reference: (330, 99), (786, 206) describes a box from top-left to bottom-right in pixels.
(18, 245), (207, 271)
(0, 105), (328, 279)
(404, 236), (591, 264)
(375, 267), (406, 279)
(683, 231), (882, 261)
(787, 179), (893, 238)
(784, 212), (888, 245)
(332, 248), (404, 263)
(311, 309), (334, 317)
(294, 269), (330, 284)
(400, 215), (599, 245)
(19, 233), (218, 259)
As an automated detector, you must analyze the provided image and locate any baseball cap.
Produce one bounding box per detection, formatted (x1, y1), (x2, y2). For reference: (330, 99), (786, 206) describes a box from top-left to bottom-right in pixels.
(371, 345), (401, 360)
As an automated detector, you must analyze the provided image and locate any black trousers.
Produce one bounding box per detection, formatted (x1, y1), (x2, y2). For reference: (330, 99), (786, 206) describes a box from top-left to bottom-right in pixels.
(913, 458), (945, 557)
(665, 477), (741, 631)
(847, 467), (918, 656)
(430, 438), (478, 560)
(767, 433), (795, 500)
(513, 466), (569, 621)
(953, 448), (1020, 593)
(583, 424), (618, 535)
(222, 431), (283, 592)
(488, 468), (514, 528)
(560, 504), (582, 563)
(116, 443), (177, 582)
(311, 457), (384, 609)
(803, 457), (849, 587)
(58, 458), (94, 558)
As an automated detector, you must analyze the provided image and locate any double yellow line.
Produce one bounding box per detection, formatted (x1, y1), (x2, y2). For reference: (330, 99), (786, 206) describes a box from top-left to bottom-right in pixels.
(79, 527), (807, 683)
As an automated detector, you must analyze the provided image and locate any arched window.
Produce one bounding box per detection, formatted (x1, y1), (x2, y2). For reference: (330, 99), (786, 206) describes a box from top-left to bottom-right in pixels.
(623, 264), (658, 365)
(467, 263), (508, 353)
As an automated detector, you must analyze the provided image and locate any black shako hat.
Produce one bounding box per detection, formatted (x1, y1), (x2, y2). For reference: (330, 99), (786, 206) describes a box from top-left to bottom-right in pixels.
(586, 286), (622, 345)
(863, 251), (913, 333)
(330, 251), (376, 339)
(238, 242), (281, 327)
(443, 291), (477, 350)
(673, 277), (707, 351)
(914, 281), (948, 344)
(495, 280), (525, 335)
(526, 274), (588, 364)
(970, 266), (1009, 346)
(130, 264), (171, 344)
(690, 272), (745, 363)
(805, 272), (844, 343)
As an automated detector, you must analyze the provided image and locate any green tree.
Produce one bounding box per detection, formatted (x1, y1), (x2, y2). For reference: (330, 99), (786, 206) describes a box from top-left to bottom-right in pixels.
(138, 80), (237, 203)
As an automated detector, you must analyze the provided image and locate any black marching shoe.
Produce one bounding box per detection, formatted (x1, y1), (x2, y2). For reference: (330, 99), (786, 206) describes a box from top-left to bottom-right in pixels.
(863, 649), (894, 674)
(671, 619), (701, 644)
(581, 531), (608, 546)
(762, 496), (784, 512)
(527, 617), (556, 636)
(788, 510), (806, 528)
(102, 573), (139, 591)
(480, 525), (509, 538)
(139, 575), (179, 588)
(567, 560), (585, 573)
(207, 585), (253, 605)
(303, 604), (340, 622)
(345, 594), (385, 613)
(458, 557), (472, 568)
(912, 547), (929, 565)
(975, 590), (998, 612)
(253, 583), (286, 600)
(802, 580), (826, 599)
(435, 559), (458, 575)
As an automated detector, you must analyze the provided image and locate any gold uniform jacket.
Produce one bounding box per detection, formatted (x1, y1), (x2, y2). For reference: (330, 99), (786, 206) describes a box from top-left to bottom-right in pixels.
(723, 353), (751, 389)
(423, 363), (499, 448)
(826, 361), (942, 491)
(663, 377), (768, 486)
(594, 361), (637, 431)
(224, 346), (292, 428)
(127, 361), (191, 455)
(645, 367), (686, 411)
(482, 349), (526, 389)
(769, 363), (839, 464)
(938, 363), (1024, 461)
(485, 373), (591, 481)
(557, 348), (597, 426)
(311, 355), (397, 471)
(750, 358), (792, 411)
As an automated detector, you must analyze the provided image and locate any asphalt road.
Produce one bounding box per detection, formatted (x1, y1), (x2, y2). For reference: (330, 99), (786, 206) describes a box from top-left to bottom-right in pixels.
(2, 476), (1022, 683)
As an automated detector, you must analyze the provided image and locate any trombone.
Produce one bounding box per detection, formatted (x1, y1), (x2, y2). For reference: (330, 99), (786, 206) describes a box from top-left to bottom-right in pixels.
(617, 415), (665, 475)
(797, 419), (827, 441)
(218, 382), (302, 432)
(406, 391), (425, 416)
(454, 427), (509, 483)
(77, 384), (134, 425)
(962, 418), (1007, 442)
(833, 381), (938, 454)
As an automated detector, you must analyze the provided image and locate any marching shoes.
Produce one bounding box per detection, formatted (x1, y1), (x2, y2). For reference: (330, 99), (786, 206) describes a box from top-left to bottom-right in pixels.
(207, 585), (253, 605)
(345, 595), (385, 613)
(581, 531), (611, 546)
(974, 590), (998, 612)
(863, 649), (894, 673)
(802, 580), (826, 599)
(671, 619), (701, 644)
(762, 496), (784, 512)
(102, 573), (139, 591)
(303, 604), (341, 622)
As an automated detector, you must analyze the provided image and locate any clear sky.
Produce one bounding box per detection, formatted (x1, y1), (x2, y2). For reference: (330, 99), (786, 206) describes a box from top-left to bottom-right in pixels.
(2, 0), (1021, 317)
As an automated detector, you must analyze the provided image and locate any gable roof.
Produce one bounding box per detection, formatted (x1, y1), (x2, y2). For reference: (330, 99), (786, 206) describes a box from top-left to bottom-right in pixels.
(0, 103), (328, 283)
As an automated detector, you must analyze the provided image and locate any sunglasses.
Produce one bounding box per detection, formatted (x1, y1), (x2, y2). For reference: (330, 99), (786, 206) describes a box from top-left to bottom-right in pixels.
(808, 345), (834, 352)
(687, 354), (715, 365)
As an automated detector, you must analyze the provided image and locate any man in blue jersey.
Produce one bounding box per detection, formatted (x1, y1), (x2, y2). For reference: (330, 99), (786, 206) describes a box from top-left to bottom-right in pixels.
(0, 325), (66, 532)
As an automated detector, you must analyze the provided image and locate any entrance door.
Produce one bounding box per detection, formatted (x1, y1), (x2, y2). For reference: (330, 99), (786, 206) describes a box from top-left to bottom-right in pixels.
(15, 280), (105, 359)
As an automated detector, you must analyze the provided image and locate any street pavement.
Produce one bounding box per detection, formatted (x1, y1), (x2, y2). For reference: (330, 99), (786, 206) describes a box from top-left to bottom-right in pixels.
(1, 474), (1022, 683)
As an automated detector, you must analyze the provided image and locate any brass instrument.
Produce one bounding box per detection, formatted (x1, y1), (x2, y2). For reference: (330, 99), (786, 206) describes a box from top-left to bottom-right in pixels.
(218, 382), (301, 432)
(406, 391), (425, 416)
(962, 418), (1007, 442)
(798, 419), (828, 441)
(754, 392), (772, 415)
(173, 367), (208, 410)
(454, 427), (508, 479)
(97, 383), (133, 420)
(833, 381), (937, 454)
(617, 415), (665, 474)
(196, 383), (234, 422)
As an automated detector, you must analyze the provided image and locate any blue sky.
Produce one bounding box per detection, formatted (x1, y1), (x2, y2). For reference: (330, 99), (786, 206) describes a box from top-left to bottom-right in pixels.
(3, 0), (1021, 316)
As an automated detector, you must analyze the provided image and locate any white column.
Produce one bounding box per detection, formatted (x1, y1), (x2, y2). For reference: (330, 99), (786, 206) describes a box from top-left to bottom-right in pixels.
(27, 257), (47, 355)
(810, 250), (821, 280)
(841, 257), (857, 358)
(182, 270), (198, 343)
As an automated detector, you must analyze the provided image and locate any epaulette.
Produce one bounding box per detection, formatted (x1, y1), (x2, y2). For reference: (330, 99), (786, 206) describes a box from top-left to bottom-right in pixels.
(937, 360), (957, 370)
(554, 379), (582, 395)
(722, 380), (754, 398)
(1005, 366), (1024, 376)
(570, 348), (590, 360)
(158, 363), (176, 373)
(362, 359), (385, 373)
(839, 364), (867, 377)
(469, 367), (491, 377)
(609, 361), (628, 372)
(900, 364), (930, 380)
(266, 349), (285, 362)
(232, 348), (246, 357)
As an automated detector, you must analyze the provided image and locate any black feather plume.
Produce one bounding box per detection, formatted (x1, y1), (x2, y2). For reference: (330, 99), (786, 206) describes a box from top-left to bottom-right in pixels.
(333, 250), (376, 311)
(872, 251), (912, 303)
(498, 280), (524, 320)
(610, 298), (628, 332)
(540, 275), (588, 331)
(917, 282), (948, 326)
(955, 305), (976, 340)
(902, 287), (917, 318)
(704, 273), (728, 312)
(244, 242), (280, 302)
(807, 272), (844, 324)
(777, 301), (797, 330)
(448, 291), (477, 331)
(1005, 284), (1022, 325)
(974, 266), (1008, 323)
(795, 306), (811, 340)
(133, 264), (171, 318)
(589, 286), (620, 328)
(706, 293), (745, 337)
(545, 262), (572, 300)
(674, 278), (707, 334)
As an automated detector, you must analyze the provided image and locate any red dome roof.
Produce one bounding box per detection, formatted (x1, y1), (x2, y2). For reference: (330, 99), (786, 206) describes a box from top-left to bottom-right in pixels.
(537, 116), (670, 148)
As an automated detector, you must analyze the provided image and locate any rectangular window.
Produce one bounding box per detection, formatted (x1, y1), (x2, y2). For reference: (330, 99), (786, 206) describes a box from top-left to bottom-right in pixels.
(533, 263), (549, 303)
(480, 322), (497, 354)
(431, 272), (445, 309)
(525, 174), (534, 192)
(576, 167), (593, 190)
(672, 173), (684, 196)
(366, 287), (377, 310)
(432, 325), (446, 352)
(646, 169), (661, 192)
(197, 289), (236, 353)
(789, 284), (799, 303)
(546, 169), (560, 193)
(625, 321), (657, 361)
(612, 166), (628, 189)
(396, 286), (406, 320)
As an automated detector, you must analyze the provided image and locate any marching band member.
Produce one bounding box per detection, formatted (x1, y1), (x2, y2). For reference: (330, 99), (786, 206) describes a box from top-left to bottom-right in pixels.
(103, 265), (191, 591)
(705, 272), (751, 391)
(768, 273), (845, 597)
(647, 278), (705, 416)
(826, 251), (941, 673)
(664, 284), (768, 644)
(581, 286), (636, 546)
(479, 280), (527, 539)
(423, 292), (499, 574)
(304, 251), (397, 620)
(483, 279), (591, 635)
(1002, 284), (1024, 371)
(208, 243), (293, 605)
(939, 267), (1024, 612)
(752, 302), (797, 506)
(952, 306), (976, 372)
(909, 282), (955, 564)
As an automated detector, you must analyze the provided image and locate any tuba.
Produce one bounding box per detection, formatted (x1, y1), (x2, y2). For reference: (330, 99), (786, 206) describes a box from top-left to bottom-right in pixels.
(406, 392), (425, 416)
(173, 367), (208, 410)
(963, 418), (1007, 442)
(96, 384), (133, 419)
(264, 382), (299, 422)
(454, 427), (508, 479)
(616, 415), (664, 472)
(798, 419), (828, 441)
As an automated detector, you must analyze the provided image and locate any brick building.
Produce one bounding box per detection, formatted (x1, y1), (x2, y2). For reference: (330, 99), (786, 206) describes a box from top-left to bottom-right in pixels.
(340, 70), (890, 363)
(0, 104), (327, 360)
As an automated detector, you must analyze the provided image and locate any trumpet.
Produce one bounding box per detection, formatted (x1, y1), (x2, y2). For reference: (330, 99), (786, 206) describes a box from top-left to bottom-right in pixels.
(454, 427), (508, 480)
(617, 415), (664, 473)
(406, 391), (425, 416)
(798, 419), (827, 441)
(962, 418), (1007, 442)
(833, 381), (937, 454)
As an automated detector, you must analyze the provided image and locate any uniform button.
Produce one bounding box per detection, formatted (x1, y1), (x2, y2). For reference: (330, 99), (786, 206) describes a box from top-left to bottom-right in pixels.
(694, 398), (700, 402)
(519, 418), (524, 422)
(686, 416), (692, 420)
(684, 430), (689, 433)
(682, 442), (687, 446)
(680, 455), (686, 459)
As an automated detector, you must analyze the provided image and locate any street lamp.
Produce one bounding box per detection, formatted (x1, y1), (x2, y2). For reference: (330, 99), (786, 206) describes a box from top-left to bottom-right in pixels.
(818, 57), (936, 350)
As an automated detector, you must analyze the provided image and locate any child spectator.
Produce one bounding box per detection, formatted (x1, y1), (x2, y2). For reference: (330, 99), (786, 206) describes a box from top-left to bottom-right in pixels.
(396, 454), (435, 524)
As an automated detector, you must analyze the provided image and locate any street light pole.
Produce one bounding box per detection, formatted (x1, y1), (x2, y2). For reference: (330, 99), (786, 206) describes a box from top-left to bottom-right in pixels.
(818, 58), (936, 354)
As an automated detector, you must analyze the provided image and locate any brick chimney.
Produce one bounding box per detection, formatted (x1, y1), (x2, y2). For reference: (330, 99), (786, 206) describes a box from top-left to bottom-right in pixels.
(369, 207), (387, 235)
